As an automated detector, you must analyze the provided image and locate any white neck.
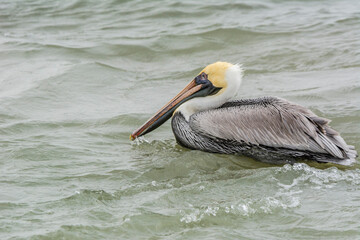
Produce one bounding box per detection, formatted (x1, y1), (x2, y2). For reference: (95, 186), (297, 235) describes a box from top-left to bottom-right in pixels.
(177, 64), (243, 121)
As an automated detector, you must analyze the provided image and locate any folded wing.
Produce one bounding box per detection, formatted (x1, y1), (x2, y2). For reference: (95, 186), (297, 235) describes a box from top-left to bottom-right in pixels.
(190, 97), (357, 161)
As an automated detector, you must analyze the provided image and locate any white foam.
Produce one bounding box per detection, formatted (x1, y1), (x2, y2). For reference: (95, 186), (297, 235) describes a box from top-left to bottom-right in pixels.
(277, 163), (360, 188)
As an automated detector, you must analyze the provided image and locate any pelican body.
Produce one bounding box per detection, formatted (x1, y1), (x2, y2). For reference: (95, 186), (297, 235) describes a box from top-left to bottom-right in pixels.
(131, 62), (357, 165)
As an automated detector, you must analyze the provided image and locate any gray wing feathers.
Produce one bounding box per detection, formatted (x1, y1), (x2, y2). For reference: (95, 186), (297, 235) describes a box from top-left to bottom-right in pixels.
(190, 97), (356, 161)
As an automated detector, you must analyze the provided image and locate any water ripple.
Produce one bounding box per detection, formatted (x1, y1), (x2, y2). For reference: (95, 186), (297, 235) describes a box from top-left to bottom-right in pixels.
(1, 0), (360, 239)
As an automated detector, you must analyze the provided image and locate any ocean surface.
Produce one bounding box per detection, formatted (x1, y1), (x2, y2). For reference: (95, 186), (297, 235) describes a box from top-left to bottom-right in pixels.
(1, 0), (360, 239)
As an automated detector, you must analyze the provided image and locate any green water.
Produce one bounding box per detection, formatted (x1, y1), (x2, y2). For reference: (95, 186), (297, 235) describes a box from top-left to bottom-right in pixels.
(1, 0), (360, 239)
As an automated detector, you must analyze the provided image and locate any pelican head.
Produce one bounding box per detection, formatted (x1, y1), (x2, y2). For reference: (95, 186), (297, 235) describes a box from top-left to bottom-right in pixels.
(130, 62), (243, 140)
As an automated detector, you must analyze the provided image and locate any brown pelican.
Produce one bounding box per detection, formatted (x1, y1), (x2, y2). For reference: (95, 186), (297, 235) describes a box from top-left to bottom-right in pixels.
(130, 62), (357, 165)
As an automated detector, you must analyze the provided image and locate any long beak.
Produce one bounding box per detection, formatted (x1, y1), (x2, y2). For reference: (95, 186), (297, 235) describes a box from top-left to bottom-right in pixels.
(130, 79), (202, 140)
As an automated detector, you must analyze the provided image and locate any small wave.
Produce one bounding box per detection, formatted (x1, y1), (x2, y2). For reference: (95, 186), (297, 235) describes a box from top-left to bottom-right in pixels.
(199, 2), (269, 11)
(6, 0), (99, 18)
(94, 61), (128, 71)
(140, 10), (205, 20)
(335, 16), (360, 25)
(33, 23), (81, 31)
(0, 60), (71, 100)
(61, 189), (117, 204)
(0, 119), (90, 135)
(98, 43), (157, 57)
(276, 163), (360, 189)
(179, 195), (300, 224)
(0, 202), (28, 209)
(188, 27), (278, 40)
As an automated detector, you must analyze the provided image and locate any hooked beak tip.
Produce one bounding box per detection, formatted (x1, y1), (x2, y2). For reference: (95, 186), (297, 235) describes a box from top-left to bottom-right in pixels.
(130, 134), (136, 141)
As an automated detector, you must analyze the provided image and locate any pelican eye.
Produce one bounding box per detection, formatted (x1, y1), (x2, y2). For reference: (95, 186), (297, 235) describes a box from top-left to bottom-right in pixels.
(195, 72), (209, 85)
